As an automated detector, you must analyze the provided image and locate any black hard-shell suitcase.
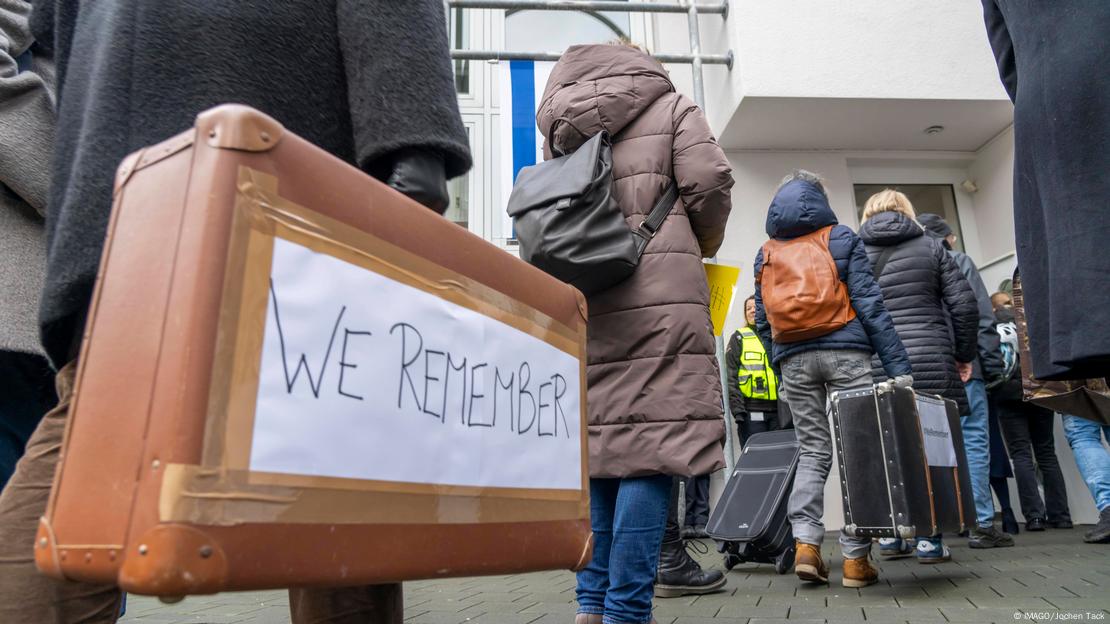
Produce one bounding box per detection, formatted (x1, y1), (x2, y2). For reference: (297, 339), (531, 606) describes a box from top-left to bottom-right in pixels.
(830, 384), (975, 539)
(706, 429), (799, 573)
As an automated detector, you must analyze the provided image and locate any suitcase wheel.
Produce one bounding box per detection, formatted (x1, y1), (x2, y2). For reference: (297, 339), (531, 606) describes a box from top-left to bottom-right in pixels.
(774, 546), (794, 575)
(723, 552), (744, 571)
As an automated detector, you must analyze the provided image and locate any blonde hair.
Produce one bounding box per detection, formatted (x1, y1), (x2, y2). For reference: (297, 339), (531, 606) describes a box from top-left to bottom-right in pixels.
(861, 189), (916, 223)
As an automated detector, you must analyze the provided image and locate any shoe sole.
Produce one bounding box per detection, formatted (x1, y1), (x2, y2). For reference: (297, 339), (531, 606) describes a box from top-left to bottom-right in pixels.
(917, 557), (952, 564)
(1083, 531), (1110, 544)
(842, 576), (878, 588)
(654, 576), (727, 598)
(878, 551), (913, 559)
(795, 564), (828, 584)
(968, 540), (1015, 549)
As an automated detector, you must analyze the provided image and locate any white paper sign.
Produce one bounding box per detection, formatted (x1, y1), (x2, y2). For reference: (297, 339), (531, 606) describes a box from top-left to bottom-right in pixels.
(917, 398), (958, 468)
(249, 237), (583, 491)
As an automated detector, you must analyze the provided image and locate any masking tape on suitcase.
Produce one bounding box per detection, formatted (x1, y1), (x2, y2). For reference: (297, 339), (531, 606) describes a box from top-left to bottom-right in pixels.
(159, 167), (589, 526)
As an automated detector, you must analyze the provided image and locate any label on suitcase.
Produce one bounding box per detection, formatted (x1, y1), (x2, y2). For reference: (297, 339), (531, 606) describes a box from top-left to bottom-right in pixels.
(706, 429), (798, 551)
(831, 384), (975, 539)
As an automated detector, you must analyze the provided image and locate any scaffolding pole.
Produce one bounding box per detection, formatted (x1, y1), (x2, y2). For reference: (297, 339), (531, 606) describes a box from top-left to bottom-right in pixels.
(450, 0), (739, 475)
(451, 49), (732, 67)
(448, 0), (728, 15)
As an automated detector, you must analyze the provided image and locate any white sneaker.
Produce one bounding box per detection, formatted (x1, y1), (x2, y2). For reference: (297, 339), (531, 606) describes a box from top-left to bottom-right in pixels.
(915, 538), (951, 563)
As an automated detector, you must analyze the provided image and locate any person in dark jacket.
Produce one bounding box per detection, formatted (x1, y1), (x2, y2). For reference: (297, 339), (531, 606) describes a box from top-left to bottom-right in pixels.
(0, 2), (470, 622)
(725, 295), (790, 446)
(858, 190), (1012, 560)
(991, 305), (1073, 532)
(917, 213), (1011, 544)
(754, 171), (911, 589)
(980, 1), (1110, 381)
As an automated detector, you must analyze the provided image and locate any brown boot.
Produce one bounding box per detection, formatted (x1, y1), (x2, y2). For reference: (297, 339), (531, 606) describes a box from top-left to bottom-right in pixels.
(793, 540), (829, 584)
(574, 614), (602, 624)
(842, 554), (879, 588)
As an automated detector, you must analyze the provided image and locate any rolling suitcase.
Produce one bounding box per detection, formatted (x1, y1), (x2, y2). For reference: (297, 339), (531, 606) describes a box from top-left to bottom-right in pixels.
(706, 429), (799, 574)
(830, 384), (975, 539)
(35, 105), (592, 596)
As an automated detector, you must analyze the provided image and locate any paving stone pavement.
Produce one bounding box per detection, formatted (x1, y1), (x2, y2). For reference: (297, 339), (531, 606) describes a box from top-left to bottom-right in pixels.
(121, 528), (1108, 624)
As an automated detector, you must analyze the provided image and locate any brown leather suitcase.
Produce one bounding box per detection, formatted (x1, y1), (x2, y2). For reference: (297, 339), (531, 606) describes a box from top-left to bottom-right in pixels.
(35, 105), (592, 596)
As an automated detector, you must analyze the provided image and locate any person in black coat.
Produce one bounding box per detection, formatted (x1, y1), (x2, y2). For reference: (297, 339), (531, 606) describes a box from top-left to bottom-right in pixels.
(990, 305), (1073, 532)
(0, 2), (471, 623)
(858, 189), (1014, 559)
(980, 1), (1110, 381)
(858, 194), (978, 415)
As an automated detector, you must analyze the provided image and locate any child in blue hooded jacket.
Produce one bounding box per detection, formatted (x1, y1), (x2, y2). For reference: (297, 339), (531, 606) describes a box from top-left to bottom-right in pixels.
(754, 170), (911, 588)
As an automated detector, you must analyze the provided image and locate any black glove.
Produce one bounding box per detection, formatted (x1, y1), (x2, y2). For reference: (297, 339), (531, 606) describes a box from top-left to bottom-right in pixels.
(384, 148), (450, 215)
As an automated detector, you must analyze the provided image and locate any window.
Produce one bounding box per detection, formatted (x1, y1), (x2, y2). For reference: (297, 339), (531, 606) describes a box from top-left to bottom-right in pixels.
(450, 8), (471, 95)
(505, 8), (631, 52)
(445, 125), (473, 228)
(854, 184), (965, 253)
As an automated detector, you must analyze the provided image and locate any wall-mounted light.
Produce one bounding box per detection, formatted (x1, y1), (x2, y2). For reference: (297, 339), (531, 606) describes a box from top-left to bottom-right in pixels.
(924, 125), (945, 135)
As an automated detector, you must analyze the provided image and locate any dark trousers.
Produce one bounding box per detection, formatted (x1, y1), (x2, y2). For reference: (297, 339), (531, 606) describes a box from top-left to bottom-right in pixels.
(0, 351), (56, 492)
(664, 477), (682, 542)
(735, 407), (786, 450)
(683, 475), (710, 527)
(996, 401), (1071, 523)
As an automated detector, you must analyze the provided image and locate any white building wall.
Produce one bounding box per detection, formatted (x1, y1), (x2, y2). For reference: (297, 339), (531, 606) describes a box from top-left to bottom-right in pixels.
(725, 1), (1005, 101)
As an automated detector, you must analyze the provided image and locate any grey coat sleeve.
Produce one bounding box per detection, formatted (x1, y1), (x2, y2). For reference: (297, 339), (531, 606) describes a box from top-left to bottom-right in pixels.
(0, 0), (55, 215)
(337, 0), (472, 179)
(937, 245), (979, 364)
(954, 252), (1005, 378)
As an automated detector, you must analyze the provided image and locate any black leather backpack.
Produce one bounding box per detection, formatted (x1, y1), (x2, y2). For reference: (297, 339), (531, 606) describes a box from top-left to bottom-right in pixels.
(506, 124), (677, 296)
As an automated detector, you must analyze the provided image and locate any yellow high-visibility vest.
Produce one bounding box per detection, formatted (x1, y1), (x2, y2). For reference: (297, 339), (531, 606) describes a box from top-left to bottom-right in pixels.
(737, 327), (778, 401)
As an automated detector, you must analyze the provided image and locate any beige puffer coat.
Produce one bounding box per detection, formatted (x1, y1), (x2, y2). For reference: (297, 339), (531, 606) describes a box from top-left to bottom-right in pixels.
(537, 45), (734, 478)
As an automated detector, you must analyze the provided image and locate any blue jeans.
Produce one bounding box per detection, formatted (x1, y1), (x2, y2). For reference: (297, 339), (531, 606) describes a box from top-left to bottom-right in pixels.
(577, 475), (671, 624)
(1061, 414), (1110, 511)
(962, 380), (994, 528)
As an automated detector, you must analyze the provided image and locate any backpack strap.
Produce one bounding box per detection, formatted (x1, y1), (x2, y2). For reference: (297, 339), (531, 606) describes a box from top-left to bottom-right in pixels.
(633, 182), (680, 256)
(872, 247), (897, 279)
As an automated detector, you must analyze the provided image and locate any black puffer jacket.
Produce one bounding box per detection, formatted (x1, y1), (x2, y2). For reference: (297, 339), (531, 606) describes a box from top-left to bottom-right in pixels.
(859, 211), (978, 414)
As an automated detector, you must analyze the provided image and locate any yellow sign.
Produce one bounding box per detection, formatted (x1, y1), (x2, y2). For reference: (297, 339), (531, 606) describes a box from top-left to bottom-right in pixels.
(704, 263), (741, 337)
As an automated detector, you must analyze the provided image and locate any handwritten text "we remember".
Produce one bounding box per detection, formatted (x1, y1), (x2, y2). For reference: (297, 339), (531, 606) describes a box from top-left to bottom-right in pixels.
(268, 281), (574, 439)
